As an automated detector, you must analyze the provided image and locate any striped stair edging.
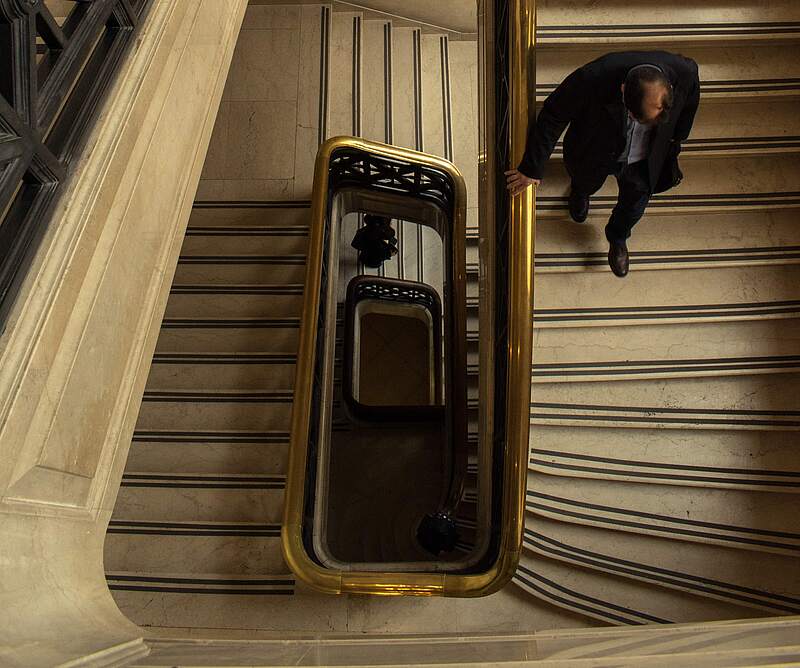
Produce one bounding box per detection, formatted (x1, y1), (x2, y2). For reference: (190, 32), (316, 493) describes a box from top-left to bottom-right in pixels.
(467, 356), (800, 383)
(159, 317), (300, 329)
(169, 285), (305, 296)
(523, 529), (800, 615)
(178, 255), (307, 265)
(529, 449), (800, 492)
(119, 473), (286, 489)
(526, 491), (800, 555)
(105, 572), (294, 596)
(107, 520), (282, 537)
(151, 352), (296, 364)
(183, 226), (309, 236)
(514, 562), (671, 626)
(528, 401), (800, 430)
(131, 430), (291, 443)
(466, 245), (800, 272)
(534, 191), (800, 215)
(537, 22), (800, 45)
(141, 390), (294, 403)
(464, 298), (800, 327)
(528, 354), (800, 381)
(529, 299), (800, 327)
(191, 201), (312, 209)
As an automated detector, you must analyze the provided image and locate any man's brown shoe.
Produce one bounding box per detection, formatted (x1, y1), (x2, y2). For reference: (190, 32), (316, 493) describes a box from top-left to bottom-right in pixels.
(608, 241), (629, 277)
(568, 190), (589, 223)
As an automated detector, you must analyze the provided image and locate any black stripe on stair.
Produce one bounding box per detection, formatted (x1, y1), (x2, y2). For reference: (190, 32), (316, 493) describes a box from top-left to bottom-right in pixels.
(530, 299), (800, 324)
(467, 246), (800, 270)
(465, 298), (800, 323)
(537, 79), (800, 96)
(107, 520), (281, 537)
(535, 192), (800, 212)
(537, 22), (800, 40)
(319, 6), (330, 144)
(529, 401), (800, 428)
(106, 573), (294, 595)
(170, 285), (304, 295)
(120, 473), (286, 489)
(131, 430), (290, 443)
(151, 353), (296, 365)
(526, 491), (800, 554)
(160, 318), (300, 329)
(184, 227), (308, 236)
(514, 563), (670, 625)
(142, 390), (293, 403)
(534, 248), (800, 268)
(540, 20), (800, 30)
(530, 354), (800, 378)
(178, 255), (307, 265)
(529, 449), (800, 489)
(465, 355), (800, 381)
(524, 529), (800, 615)
(192, 201), (311, 208)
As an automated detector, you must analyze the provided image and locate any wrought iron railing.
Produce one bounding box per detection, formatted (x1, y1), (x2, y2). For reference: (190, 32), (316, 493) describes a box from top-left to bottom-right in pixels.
(0, 0), (152, 327)
(282, 0), (535, 591)
(342, 275), (444, 422)
(283, 136), (472, 594)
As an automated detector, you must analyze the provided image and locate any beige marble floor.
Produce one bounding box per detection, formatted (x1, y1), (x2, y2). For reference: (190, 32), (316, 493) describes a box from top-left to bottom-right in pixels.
(197, 5), (319, 200)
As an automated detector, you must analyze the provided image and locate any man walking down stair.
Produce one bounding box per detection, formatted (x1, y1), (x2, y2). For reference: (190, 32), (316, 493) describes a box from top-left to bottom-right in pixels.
(505, 50), (700, 277)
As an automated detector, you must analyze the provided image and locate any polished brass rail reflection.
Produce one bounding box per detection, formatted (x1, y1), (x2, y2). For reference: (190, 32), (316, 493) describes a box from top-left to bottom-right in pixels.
(281, 0), (536, 596)
(502, 0), (537, 594)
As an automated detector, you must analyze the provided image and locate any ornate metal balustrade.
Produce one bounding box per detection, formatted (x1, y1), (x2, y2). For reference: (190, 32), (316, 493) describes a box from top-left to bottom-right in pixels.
(328, 147), (456, 218)
(342, 275), (444, 422)
(0, 0), (152, 327)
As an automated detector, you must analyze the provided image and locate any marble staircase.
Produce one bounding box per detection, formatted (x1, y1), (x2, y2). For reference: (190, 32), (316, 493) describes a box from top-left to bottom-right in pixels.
(104, 3), (583, 634)
(519, 0), (800, 626)
(105, 0), (800, 639)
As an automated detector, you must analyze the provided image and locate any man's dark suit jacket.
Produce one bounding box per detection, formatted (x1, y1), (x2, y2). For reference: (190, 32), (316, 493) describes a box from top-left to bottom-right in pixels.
(518, 50), (700, 193)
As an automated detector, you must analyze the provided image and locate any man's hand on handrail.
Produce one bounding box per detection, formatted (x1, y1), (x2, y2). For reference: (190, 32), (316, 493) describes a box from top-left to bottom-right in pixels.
(504, 169), (540, 196)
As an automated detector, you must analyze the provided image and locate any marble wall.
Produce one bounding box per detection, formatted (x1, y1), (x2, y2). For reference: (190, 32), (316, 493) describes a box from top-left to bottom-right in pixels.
(0, 0), (247, 665)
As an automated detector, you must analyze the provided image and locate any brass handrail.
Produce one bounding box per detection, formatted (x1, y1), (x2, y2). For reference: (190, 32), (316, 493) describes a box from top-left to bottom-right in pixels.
(501, 0), (536, 593)
(281, 0), (536, 596)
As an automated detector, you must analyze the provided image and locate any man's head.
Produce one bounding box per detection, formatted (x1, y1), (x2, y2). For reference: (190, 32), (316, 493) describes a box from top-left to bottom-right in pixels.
(621, 64), (673, 126)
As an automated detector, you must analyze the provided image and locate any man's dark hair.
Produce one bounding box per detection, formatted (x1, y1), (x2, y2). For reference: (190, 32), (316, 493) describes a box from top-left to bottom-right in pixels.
(624, 65), (674, 124)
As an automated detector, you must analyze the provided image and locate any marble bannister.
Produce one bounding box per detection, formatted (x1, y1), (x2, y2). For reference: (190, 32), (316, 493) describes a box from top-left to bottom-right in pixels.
(0, 0), (248, 665)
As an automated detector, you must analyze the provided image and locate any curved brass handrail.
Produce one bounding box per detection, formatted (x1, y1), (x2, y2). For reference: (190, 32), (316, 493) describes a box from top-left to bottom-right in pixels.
(281, 0), (536, 596)
(500, 0), (536, 594)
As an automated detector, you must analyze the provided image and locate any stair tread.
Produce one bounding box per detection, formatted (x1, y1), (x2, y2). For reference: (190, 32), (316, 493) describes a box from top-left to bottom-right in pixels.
(533, 265), (800, 313)
(516, 552), (760, 626)
(537, 1), (800, 27)
(531, 373), (800, 415)
(525, 517), (800, 615)
(529, 426), (800, 479)
(528, 477), (800, 555)
(108, 0), (800, 635)
(104, 523), (289, 576)
(536, 43), (800, 102)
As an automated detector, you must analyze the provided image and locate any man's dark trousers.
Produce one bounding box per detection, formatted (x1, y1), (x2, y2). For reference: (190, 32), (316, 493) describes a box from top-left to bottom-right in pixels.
(570, 159), (652, 244)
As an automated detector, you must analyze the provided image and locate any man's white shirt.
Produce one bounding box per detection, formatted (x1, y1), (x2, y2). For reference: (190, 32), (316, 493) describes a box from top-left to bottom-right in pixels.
(628, 117), (652, 163)
(621, 114), (652, 164)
